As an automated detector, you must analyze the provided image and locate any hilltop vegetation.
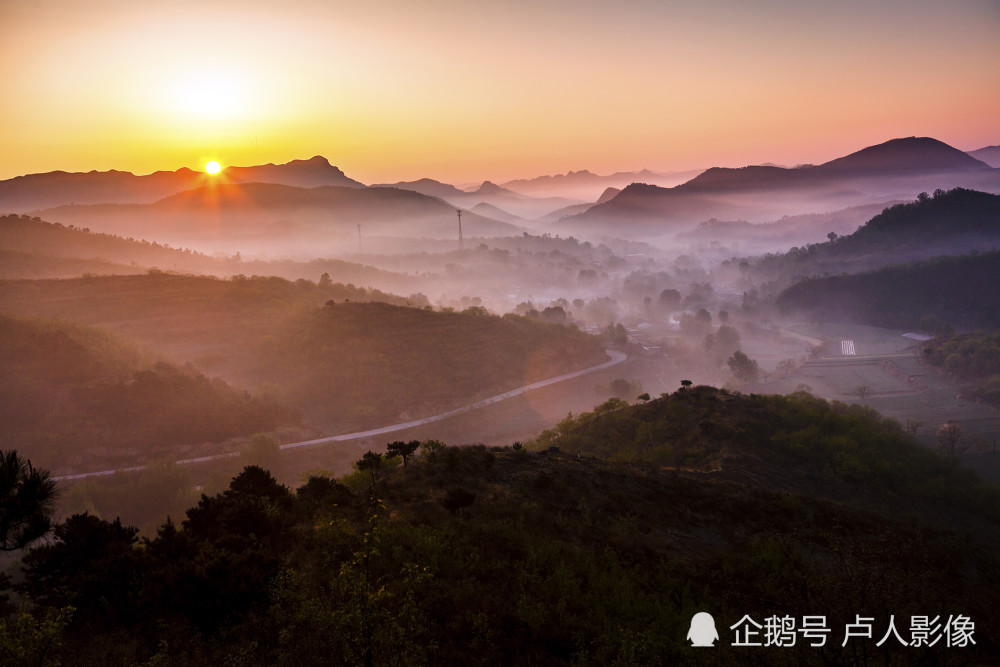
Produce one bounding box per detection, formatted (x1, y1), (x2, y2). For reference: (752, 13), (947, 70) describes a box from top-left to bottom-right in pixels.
(5, 388), (999, 665)
(0, 313), (289, 474)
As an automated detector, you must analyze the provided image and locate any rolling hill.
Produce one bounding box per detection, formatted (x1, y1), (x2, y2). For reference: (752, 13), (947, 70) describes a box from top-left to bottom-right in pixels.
(752, 188), (1000, 286)
(0, 274), (605, 433)
(0, 213), (420, 289)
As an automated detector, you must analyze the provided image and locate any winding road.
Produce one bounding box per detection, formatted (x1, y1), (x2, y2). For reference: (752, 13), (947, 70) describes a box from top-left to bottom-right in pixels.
(53, 349), (628, 482)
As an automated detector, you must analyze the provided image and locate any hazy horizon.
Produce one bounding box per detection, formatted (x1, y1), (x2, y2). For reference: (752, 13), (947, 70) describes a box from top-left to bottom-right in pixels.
(2, 0), (998, 185)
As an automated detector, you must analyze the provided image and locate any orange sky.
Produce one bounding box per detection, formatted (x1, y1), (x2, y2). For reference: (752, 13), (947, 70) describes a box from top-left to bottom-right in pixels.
(1, 0), (998, 185)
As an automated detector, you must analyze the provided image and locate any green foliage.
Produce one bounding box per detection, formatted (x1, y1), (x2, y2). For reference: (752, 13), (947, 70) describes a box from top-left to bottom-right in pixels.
(386, 440), (420, 467)
(7, 432), (1000, 665)
(0, 450), (57, 551)
(923, 331), (1000, 406)
(0, 606), (74, 667)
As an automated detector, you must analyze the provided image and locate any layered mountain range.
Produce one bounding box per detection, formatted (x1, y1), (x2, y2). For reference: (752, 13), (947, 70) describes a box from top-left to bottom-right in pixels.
(1, 137), (996, 251)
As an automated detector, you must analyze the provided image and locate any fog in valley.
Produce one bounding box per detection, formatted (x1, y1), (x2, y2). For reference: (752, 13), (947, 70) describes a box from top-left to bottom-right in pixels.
(4, 136), (1000, 664)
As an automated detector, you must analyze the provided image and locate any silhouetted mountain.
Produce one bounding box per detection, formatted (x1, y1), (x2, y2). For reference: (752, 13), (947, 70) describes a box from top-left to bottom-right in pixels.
(561, 137), (1000, 238)
(223, 155), (365, 188)
(818, 136), (990, 174)
(470, 180), (517, 196)
(969, 145), (1000, 168)
(596, 186), (621, 204)
(502, 168), (701, 200)
(469, 202), (525, 224)
(35, 182), (522, 255)
(371, 178), (467, 199)
(0, 157), (364, 213)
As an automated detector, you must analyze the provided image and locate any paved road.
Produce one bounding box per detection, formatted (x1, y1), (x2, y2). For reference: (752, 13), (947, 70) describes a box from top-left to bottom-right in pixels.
(53, 349), (628, 482)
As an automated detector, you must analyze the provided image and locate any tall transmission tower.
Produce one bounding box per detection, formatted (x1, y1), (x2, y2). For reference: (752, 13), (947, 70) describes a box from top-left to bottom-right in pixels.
(357, 224), (362, 254)
(456, 210), (464, 250)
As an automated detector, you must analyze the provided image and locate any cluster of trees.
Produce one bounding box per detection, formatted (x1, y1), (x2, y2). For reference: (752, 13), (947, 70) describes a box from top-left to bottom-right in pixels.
(923, 331), (1000, 406)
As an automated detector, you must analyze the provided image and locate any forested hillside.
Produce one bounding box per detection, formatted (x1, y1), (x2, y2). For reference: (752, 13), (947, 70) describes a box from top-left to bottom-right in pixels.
(253, 301), (607, 428)
(5, 388), (998, 664)
(922, 331), (1000, 406)
(773, 251), (1000, 330)
(751, 188), (1000, 290)
(0, 314), (289, 474)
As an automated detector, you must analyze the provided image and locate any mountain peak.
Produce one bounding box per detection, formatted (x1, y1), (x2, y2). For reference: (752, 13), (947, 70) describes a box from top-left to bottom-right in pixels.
(472, 180), (509, 195)
(819, 137), (991, 174)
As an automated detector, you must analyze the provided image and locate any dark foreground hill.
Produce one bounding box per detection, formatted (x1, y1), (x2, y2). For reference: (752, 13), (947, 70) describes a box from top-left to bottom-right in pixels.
(0, 313), (289, 474)
(7, 387), (999, 665)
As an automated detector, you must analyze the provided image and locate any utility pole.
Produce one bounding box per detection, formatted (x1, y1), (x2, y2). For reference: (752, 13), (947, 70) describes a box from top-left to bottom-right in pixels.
(456, 210), (464, 250)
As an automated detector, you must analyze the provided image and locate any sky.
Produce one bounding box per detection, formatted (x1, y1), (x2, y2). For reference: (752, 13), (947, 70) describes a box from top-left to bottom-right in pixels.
(2, 0), (998, 185)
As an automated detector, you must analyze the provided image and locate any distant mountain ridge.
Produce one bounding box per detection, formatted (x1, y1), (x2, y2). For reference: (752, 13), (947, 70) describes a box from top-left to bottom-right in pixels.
(969, 145), (1000, 168)
(561, 137), (1000, 237)
(501, 167), (700, 199)
(33, 181), (523, 254)
(0, 156), (365, 213)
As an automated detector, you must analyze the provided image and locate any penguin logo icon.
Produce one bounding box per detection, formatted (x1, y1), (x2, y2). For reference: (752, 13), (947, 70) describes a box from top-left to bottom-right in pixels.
(687, 612), (719, 647)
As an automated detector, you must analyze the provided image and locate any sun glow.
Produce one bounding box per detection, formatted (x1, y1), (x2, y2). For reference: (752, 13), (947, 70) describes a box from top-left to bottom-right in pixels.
(205, 160), (221, 174)
(168, 66), (252, 119)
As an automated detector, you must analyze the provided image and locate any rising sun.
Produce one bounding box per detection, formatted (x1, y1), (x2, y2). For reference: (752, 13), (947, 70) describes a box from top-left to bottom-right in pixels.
(205, 160), (222, 174)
